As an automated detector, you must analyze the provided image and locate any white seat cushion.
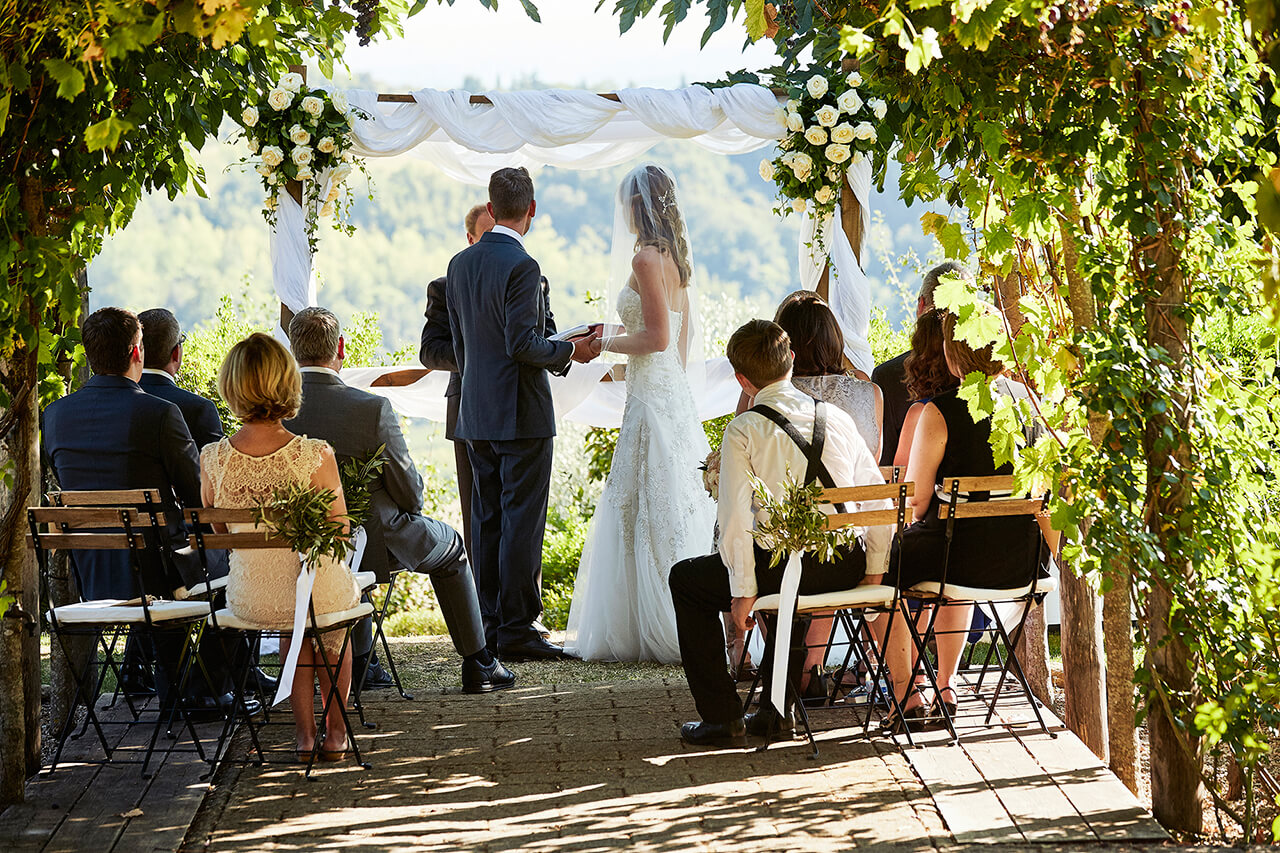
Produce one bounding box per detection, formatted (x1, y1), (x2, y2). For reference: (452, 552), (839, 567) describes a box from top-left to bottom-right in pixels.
(207, 601), (374, 632)
(175, 575), (229, 600)
(50, 600), (211, 625)
(755, 584), (896, 613)
(910, 580), (1047, 601)
(353, 571), (377, 591)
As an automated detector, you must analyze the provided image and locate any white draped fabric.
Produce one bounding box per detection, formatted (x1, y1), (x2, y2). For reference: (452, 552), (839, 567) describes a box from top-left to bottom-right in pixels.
(269, 83), (877, 421)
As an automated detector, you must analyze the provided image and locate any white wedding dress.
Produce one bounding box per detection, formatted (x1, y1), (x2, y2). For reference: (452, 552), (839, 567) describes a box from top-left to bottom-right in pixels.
(566, 287), (717, 663)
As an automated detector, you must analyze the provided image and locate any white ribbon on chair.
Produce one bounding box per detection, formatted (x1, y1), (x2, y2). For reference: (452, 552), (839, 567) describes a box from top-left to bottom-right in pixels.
(273, 560), (318, 707)
(768, 551), (806, 714)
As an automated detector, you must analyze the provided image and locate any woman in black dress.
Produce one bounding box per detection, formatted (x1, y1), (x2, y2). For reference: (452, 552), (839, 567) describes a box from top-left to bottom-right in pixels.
(881, 308), (1042, 727)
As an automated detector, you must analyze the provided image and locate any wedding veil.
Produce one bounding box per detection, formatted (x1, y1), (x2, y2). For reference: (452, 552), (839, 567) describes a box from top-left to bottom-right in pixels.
(603, 163), (707, 405)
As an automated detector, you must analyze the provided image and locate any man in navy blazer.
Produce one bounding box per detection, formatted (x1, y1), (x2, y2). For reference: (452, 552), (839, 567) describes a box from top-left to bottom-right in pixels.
(138, 308), (224, 450)
(41, 307), (203, 602)
(446, 167), (597, 660)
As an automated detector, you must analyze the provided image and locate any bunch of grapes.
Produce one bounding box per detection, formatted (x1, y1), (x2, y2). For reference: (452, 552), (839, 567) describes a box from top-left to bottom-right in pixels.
(351, 0), (379, 46)
(1169, 0), (1193, 35)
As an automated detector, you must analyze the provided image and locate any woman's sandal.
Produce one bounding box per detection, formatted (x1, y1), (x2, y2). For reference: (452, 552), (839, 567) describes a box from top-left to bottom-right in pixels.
(318, 736), (350, 762)
(936, 686), (958, 720)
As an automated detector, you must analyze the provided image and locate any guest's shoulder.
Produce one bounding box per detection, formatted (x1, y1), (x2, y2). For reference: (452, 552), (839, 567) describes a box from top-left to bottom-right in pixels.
(199, 436), (229, 467)
(871, 350), (909, 381)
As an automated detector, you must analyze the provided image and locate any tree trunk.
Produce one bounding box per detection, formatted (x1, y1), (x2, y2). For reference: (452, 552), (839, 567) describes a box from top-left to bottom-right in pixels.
(1019, 602), (1054, 708)
(1056, 206), (1110, 761)
(1103, 564), (1138, 793)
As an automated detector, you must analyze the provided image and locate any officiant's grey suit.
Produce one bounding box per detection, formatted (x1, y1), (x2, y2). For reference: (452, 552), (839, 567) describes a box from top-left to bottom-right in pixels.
(285, 370), (486, 657)
(446, 230), (572, 649)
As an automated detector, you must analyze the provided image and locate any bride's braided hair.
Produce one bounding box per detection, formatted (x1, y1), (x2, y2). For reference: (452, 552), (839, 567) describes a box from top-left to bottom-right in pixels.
(628, 165), (692, 287)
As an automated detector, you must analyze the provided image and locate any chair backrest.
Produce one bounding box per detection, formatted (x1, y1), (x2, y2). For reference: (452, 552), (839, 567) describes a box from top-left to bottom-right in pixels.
(184, 508), (291, 550)
(935, 475), (1046, 521)
(50, 489), (164, 507)
(820, 481), (915, 531)
(26, 507), (156, 551)
(878, 465), (906, 483)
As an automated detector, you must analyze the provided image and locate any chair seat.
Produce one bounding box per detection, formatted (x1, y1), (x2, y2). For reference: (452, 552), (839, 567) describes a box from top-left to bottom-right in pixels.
(175, 575), (229, 600)
(909, 579), (1048, 601)
(353, 571), (377, 591)
(207, 601), (374, 632)
(50, 599), (211, 625)
(755, 584), (896, 613)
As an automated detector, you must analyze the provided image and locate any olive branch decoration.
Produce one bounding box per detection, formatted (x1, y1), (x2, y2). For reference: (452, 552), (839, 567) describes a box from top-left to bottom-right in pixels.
(339, 443), (386, 529)
(749, 470), (857, 569)
(252, 483), (352, 568)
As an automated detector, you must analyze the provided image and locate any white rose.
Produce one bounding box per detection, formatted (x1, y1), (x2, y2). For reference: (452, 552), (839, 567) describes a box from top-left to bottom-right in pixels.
(344, 110), (357, 128)
(781, 151), (796, 167)
(278, 72), (304, 93)
(826, 165), (842, 182)
(332, 163), (354, 185)
(317, 137), (336, 154)
(326, 185), (341, 202)
(790, 151), (814, 180)
(785, 98), (798, 111)
(319, 201), (335, 219)
(792, 197), (808, 214)
(267, 88), (293, 111)
(825, 143), (851, 164)
(804, 126), (828, 146)
(870, 98), (888, 121)
(837, 89), (863, 115)
(265, 195), (279, 211)
(846, 71), (863, 88)
(815, 185), (834, 204)
(759, 159), (775, 181)
(255, 163), (272, 177)
(267, 171), (280, 185)
(851, 150), (866, 165)
(853, 121), (877, 141)
(241, 106), (259, 127)
(288, 124), (311, 145)
(260, 145), (284, 167)
(330, 91), (349, 115)
(815, 105), (840, 127)
(295, 166), (314, 181)
(785, 111), (804, 133)
(830, 123), (855, 144)
(291, 146), (313, 166)
(806, 75), (829, 98)
(246, 136), (260, 154)
(301, 96), (323, 117)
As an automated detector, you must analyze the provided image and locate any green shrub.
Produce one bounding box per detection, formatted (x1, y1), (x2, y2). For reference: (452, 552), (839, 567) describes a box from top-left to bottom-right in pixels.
(178, 290), (270, 434)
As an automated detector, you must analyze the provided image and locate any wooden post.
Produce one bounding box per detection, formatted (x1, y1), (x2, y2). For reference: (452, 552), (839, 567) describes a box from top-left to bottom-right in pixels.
(278, 64), (308, 332)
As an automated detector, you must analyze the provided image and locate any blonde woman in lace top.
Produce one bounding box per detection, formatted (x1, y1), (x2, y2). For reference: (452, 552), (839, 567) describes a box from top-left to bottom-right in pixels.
(200, 333), (359, 759)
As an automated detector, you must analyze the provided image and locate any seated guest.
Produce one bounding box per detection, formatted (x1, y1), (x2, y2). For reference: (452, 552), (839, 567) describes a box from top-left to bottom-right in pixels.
(880, 306), (1043, 731)
(871, 261), (968, 465)
(138, 308), (224, 449)
(286, 307), (515, 695)
(671, 320), (891, 747)
(201, 333), (360, 759)
(892, 309), (958, 468)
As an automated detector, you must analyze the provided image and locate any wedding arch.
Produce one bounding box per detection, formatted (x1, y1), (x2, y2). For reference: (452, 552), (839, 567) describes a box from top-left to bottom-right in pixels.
(266, 77), (877, 428)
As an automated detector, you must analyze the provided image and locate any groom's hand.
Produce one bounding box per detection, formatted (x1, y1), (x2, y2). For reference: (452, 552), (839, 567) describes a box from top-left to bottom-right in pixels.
(570, 330), (600, 363)
(729, 596), (757, 637)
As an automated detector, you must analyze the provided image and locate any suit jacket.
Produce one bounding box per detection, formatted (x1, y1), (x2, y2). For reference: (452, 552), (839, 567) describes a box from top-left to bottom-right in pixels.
(40, 374), (203, 600)
(871, 350), (910, 467)
(445, 232), (572, 442)
(139, 371), (224, 449)
(285, 370), (436, 582)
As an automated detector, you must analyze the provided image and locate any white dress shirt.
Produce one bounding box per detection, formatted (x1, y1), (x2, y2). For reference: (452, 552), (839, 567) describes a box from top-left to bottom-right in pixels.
(141, 367), (176, 384)
(491, 224), (525, 246)
(299, 365), (342, 379)
(717, 378), (891, 598)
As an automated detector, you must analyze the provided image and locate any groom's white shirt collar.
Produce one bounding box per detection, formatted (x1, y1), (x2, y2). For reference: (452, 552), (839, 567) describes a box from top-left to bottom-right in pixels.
(299, 366), (342, 380)
(491, 224), (524, 246)
(141, 368), (176, 384)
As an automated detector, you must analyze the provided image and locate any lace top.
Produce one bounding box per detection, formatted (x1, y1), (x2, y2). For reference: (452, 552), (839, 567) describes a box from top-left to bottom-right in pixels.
(793, 374), (882, 460)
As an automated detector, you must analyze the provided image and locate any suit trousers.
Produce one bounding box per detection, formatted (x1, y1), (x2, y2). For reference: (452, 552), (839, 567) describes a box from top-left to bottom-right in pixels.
(466, 437), (553, 648)
(670, 544), (867, 725)
(445, 393), (474, 561)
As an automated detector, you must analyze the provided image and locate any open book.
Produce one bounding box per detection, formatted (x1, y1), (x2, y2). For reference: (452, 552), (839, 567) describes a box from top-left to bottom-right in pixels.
(549, 324), (596, 342)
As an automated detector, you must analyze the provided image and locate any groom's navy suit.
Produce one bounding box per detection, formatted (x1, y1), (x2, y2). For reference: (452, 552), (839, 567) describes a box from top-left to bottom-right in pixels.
(446, 230), (573, 649)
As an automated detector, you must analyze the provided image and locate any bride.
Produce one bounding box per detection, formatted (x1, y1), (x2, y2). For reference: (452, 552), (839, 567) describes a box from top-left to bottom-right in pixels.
(565, 164), (717, 663)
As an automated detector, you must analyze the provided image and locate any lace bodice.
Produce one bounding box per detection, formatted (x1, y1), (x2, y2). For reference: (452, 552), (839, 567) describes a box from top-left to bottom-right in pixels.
(202, 435), (326, 519)
(616, 287), (687, 399)
(792, 374), (882, 460)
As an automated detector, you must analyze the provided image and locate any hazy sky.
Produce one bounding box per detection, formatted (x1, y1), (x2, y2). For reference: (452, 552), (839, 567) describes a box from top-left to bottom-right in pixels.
(339, 0), (781, 91)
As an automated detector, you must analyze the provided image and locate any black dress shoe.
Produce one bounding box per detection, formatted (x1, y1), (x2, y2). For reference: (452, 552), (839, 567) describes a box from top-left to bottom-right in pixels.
(680, 719), (747, 748)
(745, 705), (799, 740)
(461, 656), (517, 694)
(361, 661), (395, 690)
(497, 637), (577, 662)
(249, 667), (278, 697)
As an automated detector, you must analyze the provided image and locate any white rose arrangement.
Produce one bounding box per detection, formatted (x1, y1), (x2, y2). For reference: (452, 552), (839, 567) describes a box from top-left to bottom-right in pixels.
(237, 76), (370, 253)
(760, 62), (885, 239)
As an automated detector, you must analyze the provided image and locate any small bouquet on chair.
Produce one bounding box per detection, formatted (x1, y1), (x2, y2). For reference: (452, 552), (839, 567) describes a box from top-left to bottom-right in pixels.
(700, 450), (721, 502)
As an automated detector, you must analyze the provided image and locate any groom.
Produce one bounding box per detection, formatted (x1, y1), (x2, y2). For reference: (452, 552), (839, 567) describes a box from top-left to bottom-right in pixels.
(446, 167), (598, 661)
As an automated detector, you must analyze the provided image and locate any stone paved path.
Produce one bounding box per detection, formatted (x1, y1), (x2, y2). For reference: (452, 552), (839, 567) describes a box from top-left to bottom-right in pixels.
(187, 679), (951, 851)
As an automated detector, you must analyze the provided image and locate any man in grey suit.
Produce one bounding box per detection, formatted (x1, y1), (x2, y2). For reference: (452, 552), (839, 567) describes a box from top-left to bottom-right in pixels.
(446, 167), (597, 660)
(286, 307), (515, 693)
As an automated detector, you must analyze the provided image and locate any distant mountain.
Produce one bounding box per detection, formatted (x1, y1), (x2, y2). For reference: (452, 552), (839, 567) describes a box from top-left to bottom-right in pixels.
(89, 117), (939, 346)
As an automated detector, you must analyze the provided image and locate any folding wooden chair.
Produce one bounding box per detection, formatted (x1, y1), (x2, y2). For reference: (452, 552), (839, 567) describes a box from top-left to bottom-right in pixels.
(904, 475), (1052, 741)
(745, 479), (913, 755)
(28, 504), (211, 776)
(186, 507), (374, 777)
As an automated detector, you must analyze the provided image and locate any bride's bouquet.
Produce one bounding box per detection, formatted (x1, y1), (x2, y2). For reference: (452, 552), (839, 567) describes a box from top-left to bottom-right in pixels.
(761, 67), (886, 226)
(236, 73), (369, 253)
(700, 450), (721, 501)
